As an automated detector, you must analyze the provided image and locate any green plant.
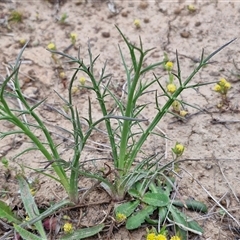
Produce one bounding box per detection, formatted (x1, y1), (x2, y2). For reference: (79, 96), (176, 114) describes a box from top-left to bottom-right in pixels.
(0, 26), (235, 238)
(213, 77), (231, 107)
(9, 10), (23, 23)
(114, 148), (207, 239)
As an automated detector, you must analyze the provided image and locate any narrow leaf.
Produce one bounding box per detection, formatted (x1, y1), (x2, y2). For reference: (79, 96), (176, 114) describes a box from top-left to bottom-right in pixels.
(17, 175), (47, 238)
(14, 224), (44, 240)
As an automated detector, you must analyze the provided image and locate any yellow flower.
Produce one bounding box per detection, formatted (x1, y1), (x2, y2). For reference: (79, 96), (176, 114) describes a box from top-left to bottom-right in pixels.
(213, 84), (221, 92)
(47, 42), (56, 50)
(134, 19), (141, 28)
(170, 236), (181, 240)
(179, 110), (188, 117)
(79, 76), (86, 86)
(70, 32), (77, 44)
(19, 38), (26, 46)
(59, 72), (66, 79)
(224, 81), (231, 90)
(219, 78), (227, 86)
(25, 216), (30, 221)
(63, 222), (73, 234)
(146, 232), (156, 240)
(187, 4), (196, 12)
(116, 213), (126, 222)
(167, 83), (176, 94)
(173, 143), (185, 157)
(71, 86), (79, 94)
(156, 234), (167, 240)
(165, 61), (173, 71)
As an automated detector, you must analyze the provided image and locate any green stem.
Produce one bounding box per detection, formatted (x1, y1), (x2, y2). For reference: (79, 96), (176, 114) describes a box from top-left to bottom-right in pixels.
(118, 51), (144, 174)
(128, 62), (205, 171)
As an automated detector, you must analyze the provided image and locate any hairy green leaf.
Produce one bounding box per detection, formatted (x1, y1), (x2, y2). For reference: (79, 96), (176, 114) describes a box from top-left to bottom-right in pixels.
(142, 192), (169, 207)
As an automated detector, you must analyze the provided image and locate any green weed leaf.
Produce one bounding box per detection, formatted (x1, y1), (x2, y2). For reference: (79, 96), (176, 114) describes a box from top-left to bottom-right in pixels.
(14, 224), (44, 240)
(0, 200), (21, 224)
(115, 200), (140, 218)
(60, 224), (104, 240)
(17, 175), (47, 239)
(169, 205), (203, 235)
(126, 205), (156, 230)
(142, 192), (169, 207)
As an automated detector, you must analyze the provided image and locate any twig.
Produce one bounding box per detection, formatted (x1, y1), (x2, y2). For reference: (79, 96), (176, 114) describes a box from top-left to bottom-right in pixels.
(214, 158), (239, 203)
(181, 167), (240, 227)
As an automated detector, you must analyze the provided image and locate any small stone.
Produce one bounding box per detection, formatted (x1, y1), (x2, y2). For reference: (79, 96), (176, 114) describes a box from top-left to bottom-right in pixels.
(195, 21), (201, 27)
(138, 1), (148, 10)
(143, 18), (149, 23)
(174, 8), (182, 15)
(180, 30), (190, 38)
(121, 11), (128, 17)
(102, 32), (110, 38)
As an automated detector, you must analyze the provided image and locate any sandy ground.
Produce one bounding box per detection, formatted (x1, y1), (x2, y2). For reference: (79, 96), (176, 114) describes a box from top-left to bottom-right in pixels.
(0, 0), (240, 239)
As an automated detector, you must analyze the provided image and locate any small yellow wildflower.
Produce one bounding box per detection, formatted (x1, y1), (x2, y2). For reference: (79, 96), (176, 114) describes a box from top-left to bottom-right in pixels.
(19, 38), (26, 46)
(146, 232), (156, 240)
(63, 222), (73, 234)
(156, 234), (167, 240)
(179, 110), (188, 117)
(173, 143), (185, 157)
(219, 78), (227, 86)
(30, 188), (36, 196)
(187, 4), (196, 12)
(116, 213), (126, 222)
(172, 100), (180, 112)
(59, 72), (66, 79)
(25, 216), (30, 221)
(213, 84), (221, 92)
(70, 32), (77, 44)
(224, 81), (231, 90)
(170, 236), (181, 240)
(134, 19), (141, 28)
(79, 76), (86, 86)
(71, 86), (79, 94)
(167, 83), (176, 94)
(165, 61), (173, 71)
(47, 42), (56, 50)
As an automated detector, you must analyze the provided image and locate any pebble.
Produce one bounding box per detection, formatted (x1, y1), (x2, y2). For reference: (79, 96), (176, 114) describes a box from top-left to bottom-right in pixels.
(180, 30), (190, 38)
(102, 32), (110, 38)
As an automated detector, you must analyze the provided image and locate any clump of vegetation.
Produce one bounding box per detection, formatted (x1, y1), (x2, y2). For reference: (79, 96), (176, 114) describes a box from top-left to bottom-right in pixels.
(0, 26), (235, 239)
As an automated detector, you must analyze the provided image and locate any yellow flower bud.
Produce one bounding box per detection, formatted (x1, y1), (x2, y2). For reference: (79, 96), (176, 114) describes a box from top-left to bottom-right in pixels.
(213, 84), (221, 92)
(59, 72), (66, 79)
(79, 76), (86, 86)
(180, 110), (188, 117)
(156, 234), (167, 240)
(134, 19), (141, 28)
(116, 213), (126, 223)
(224, 82), (231, 90)
(172, 143), (185, 157)
(63, 222), (73, 234)
(165, 61), (173, 71)
(71, 86), (79, 94)
(167, 83), (176, 94)
(47, 42), (56, 50)
(70, 32), (77, 44)
(187, 4), (196, 12)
